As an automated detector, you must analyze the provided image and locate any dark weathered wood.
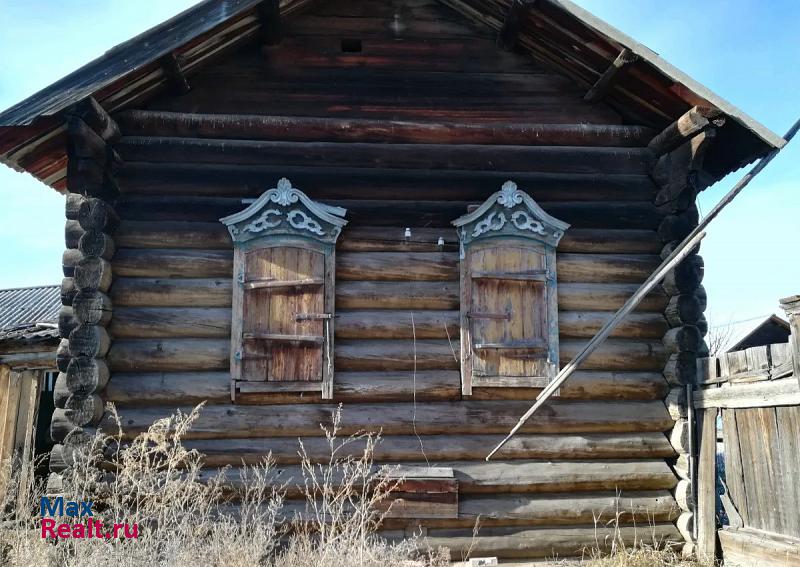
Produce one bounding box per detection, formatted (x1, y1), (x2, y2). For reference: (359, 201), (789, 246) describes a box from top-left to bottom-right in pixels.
(187, 431), (676, 467)
(65, 356), (109, 396)
(56, 339), (71, 373)
(159, 52), (191, 94)
(54, 373), (69, 409)
(116, 137), (653, 174)
(648, 106), (725, 157)
(77, 197), (119, 233)
(497, 0), (533, 49)
(104, 370), (667, 406)
(65, 219), (84, 249)
(663, 325), (702, 354)
(67, 116), (107, 163)
(60, 277), (77, 306)
(662, 255), (704, 295)
(696, 408), (717, 559)
(69, 325), (111, 358)
(65, 193), (85, 220)
(665, 294), (702, 327)
(64, 394), (104, 427)
(663, 352), (697, 385)
(657, 206), (699, 242)
(72, 289), (112, 326)
(115, 110), (655, 147)
(119, 163), (657, 200)
(78, 230), (115, 260)
(67, 97), (121, 142)
(62, 248), (82, 277)
(104, 399), (673, 440)
(583, 48), (638, 103)
(74, 257), (112, 292)
(258, 0), (283, 45)
(58, 306), (78, 338)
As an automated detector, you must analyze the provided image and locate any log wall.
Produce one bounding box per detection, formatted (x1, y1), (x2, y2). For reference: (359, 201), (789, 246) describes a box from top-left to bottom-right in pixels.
(55, 0), (686, 559)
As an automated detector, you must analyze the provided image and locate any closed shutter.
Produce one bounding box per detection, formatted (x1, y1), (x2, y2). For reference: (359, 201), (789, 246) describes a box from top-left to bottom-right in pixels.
(241, 246), (325, 382)
(453, 181), (569, 395)
(221, 178), (347, 400)
(468, 243), (550, 383)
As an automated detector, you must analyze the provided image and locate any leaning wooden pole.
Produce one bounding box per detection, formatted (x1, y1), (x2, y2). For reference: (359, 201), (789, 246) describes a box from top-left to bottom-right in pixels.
(487, 116), (800, 461)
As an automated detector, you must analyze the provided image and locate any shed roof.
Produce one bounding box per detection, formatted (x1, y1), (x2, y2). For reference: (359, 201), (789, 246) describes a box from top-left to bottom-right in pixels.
(0, 285), (61, 344)
(0, 0), (786, 189)
(727, 314), (791, 353)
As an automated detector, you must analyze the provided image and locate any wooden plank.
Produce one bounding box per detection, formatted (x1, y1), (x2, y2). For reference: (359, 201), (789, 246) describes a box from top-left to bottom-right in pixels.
(583, 48), (638, 103)
(0, 371), (23, 462)
(774, 405), (800, 538)
(694, 378), (800, 408)
(721, 409), (748, 526)
(718, 527), (800, 567)
(736, 407), (782, 534)
(696, 408), (717, 560)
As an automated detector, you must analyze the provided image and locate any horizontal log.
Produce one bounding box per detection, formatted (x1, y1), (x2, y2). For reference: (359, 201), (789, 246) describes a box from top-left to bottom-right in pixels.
(78, 230), (116, 260)
(0, 350), (57, 369)
(64, 394), (105, 427)
(78, 197), (119, 233)
(106, 337), (666, 373)
(116, 110), (655, 147)
(662, 255), (704, 296)
(228, 491), (677, 530)
(61, 277), (77, 306)
(210, 459), (676, 500)
(669, 419), (690, 453)
(117, 137), (653, 174)
(111, 249), (660, 283)
(65, 219), (84, 249)
(74, 257), (112, 292)
(665, 387), (687, 420)
(674, 479), (694, 511)
(105, 370), (667, 406)
(114, 222), (661, 254)
(72, 289), (112, 326)
(108, 307), (666, 340)
(58, 306), (77, 338)
(68, 325), (111, 358)
(663, 325), (702, 354)
(665, 294), (703, 327)
(116, 195), (661, 228)
(67, 116), (107, 163)
(65, 193), (85, 220)
(56, 339), (71, 373)
(186, 431), (677, 466)
(66, 356), (109, 396)
(103, 399), (673, 440)
(663, 352), (698, 386)
(119, 163), (657, 201)
(419, 524), (681, 559)
(54, 372), (69, 408)
(62, 248), (82, 277)
(109, 278), (668, 313)
(647, 106), (725, 157)
(68, 97), (121, 142)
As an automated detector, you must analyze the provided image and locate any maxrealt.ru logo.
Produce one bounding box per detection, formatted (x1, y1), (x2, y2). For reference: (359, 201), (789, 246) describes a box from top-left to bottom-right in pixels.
(40, 497), (139, 539)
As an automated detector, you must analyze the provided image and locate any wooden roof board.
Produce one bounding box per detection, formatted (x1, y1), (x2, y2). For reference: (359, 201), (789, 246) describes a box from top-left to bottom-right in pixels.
(0, 0), (264, 126)
(0, 0), (787, 190)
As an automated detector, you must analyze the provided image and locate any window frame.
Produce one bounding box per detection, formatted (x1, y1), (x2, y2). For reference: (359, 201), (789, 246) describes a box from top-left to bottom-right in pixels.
(453, 181), (569, 395)
(221, 178), (347, 401)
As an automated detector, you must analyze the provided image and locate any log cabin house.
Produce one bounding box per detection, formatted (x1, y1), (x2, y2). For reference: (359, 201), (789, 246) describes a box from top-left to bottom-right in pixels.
(0, 0), (788, 560)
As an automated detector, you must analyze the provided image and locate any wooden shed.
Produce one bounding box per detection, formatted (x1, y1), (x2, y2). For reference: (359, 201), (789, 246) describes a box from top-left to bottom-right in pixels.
(0, 0), (787, 560)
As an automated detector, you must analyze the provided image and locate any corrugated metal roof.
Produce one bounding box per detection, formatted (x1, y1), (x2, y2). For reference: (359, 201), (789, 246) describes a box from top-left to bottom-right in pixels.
(0, 285), (61, 342)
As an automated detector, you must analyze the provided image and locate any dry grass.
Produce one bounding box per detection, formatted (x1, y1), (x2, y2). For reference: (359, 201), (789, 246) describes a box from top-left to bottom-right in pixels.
(0, 404), (704, 567)
(0, 404), (447, 567)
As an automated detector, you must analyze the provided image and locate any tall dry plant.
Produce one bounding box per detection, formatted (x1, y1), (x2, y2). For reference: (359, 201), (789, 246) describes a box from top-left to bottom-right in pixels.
(0, 403), (447, 567)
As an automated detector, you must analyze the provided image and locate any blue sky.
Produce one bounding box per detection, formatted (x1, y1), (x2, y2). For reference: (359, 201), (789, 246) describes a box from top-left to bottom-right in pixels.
(0, 0), (798, 338)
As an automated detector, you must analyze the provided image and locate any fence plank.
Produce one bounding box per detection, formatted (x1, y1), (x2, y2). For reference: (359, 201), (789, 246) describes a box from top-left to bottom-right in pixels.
(721, 409), (748, 526)
(696, 407), (718, 559)
(775, 406), (800, 538)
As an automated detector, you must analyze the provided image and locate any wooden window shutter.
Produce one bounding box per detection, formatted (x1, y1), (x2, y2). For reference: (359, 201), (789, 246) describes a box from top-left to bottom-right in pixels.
(453, 181), (569, 395)
(221, 178), (347, 401)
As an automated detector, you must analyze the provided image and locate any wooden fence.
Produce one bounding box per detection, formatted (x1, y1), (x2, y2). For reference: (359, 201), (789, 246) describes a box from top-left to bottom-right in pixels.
(693, 295), (800, 566)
